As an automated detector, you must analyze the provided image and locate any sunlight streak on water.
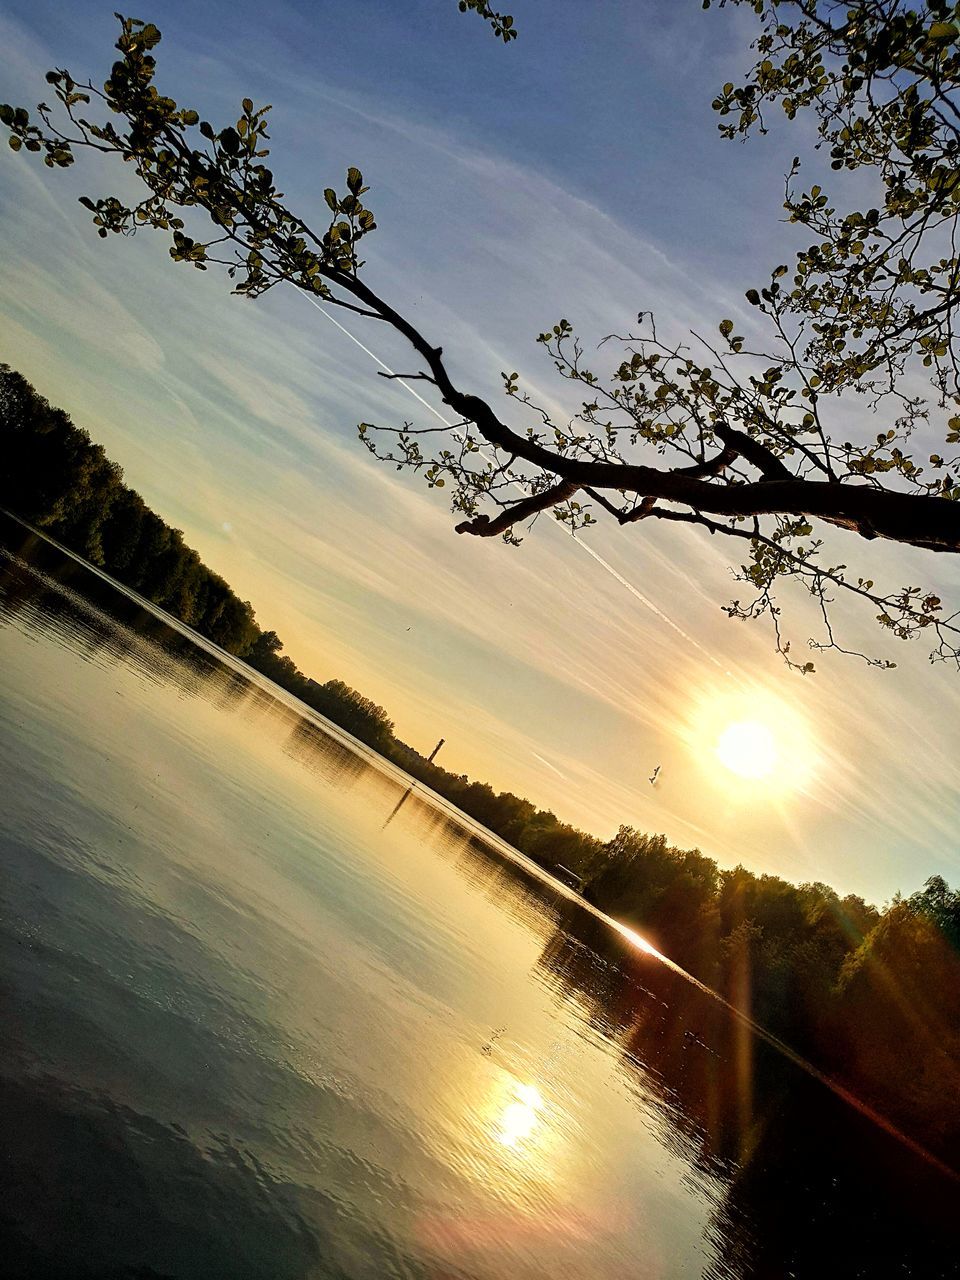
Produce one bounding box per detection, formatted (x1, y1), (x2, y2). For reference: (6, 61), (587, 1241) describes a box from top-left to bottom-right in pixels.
(608, 920), (662, 958)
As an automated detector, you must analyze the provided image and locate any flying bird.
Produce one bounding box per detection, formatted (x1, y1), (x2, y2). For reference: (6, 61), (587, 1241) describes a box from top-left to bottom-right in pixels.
(649, 765), (661, 786)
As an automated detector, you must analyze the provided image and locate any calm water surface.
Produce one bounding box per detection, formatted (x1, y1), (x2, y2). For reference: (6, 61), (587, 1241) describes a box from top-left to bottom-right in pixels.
(1, 517), (957, 1279)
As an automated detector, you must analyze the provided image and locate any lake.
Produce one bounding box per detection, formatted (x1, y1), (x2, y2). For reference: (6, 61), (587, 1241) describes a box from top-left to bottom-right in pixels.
(1, 513), (957, 1279)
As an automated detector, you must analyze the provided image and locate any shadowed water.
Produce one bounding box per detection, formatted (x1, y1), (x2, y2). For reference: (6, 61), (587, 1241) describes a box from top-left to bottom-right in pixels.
(1, 514), (957, 1279)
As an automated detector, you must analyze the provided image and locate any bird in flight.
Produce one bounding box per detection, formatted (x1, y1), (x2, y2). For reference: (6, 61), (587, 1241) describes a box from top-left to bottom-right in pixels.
(649, 765), (661, 786)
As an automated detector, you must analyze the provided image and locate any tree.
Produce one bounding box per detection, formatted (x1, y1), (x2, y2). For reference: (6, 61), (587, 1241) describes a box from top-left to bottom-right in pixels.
(584, 827), (721, 967)
(0, 364), (122, 557)
(305, 678), (395, 748)
(0, 363), (265, 654)
(834, 876), (960, 1142)
(3, 4), (960, 670)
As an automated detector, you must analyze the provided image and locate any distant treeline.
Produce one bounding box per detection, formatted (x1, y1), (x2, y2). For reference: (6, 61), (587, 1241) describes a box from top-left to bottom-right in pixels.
(3, 362), (958, 1155)
(0, 364), (396, 748)
(0, 362), (607, 862)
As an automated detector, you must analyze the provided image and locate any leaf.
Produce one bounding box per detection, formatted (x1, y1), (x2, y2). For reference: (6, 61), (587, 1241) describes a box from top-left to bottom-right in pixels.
(324, 188), (338, 213)
(928, 21), (958, 43)
(346, 166), (363, 194)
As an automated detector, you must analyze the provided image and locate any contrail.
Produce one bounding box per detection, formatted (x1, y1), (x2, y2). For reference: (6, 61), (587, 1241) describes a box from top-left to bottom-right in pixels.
(301, 294), (728, 672)
(530, 749), (570, 780)
(305, 295), (451, 425)
(568, 535), (726, 671)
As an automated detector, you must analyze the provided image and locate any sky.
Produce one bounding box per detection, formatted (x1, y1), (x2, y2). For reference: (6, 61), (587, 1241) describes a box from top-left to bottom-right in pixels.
(1, 0), (959, 904)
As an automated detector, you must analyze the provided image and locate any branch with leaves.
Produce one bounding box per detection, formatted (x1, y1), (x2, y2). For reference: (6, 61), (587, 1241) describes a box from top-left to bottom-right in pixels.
(2, 6), (959, 672)
(457, 0), (518, 43)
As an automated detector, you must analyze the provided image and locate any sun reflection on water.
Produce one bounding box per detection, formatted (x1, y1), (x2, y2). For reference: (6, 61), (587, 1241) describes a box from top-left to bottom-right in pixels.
(495, 1082), (544, 1149)
(609, 919), (661, 958)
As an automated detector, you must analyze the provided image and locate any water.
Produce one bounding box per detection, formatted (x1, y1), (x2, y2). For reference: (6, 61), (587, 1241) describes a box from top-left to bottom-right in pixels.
(0, 514), (957, 1279)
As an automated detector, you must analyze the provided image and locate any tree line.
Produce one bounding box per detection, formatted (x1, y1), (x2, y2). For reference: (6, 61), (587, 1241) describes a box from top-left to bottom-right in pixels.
(0, 363), (396, 748)
(2, 361), (958, 1155)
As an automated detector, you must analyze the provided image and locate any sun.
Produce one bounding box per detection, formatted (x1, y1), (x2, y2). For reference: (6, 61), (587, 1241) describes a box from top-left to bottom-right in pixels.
(716, 719), (778, 780)
(685, 684), (815, 798)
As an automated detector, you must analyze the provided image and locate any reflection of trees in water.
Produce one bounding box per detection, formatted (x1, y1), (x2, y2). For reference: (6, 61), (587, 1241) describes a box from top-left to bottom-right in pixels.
(388, 789), (574, 934)
(376, 778), (576, 940)
(283, 718), (369, 791)
(380, 782), (476, 853)
(203, 667), (256, 711)
(536, 909), (960, 1279)
(1, 523), (260, 712)
(2, 534), (187, 685)
(450, 833), (564, 923)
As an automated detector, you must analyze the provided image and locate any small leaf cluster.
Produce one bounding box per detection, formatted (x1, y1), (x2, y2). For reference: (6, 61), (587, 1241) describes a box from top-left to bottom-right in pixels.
(1, 15), (378, 300)
(457, 0), (517, 42)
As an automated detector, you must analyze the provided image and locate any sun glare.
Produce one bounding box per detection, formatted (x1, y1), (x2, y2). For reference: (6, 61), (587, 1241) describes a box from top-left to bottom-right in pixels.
(496, 1082), (544, 1149)
(716, 719), (778, 780)
(682, 682), (816, 798)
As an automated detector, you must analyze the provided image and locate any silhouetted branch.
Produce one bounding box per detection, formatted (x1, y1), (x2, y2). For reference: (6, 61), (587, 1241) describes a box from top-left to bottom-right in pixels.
(455, 480), (579, 537)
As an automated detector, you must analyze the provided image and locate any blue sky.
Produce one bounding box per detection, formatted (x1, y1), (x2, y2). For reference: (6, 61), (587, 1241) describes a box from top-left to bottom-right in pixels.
(2, 0), (959, 903)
